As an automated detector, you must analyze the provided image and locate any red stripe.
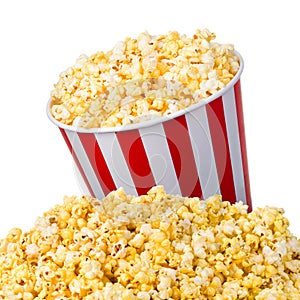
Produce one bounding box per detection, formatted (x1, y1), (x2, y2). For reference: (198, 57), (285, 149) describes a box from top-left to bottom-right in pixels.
(77, 132), (116, 196)
(163, 115), (203, 198)
(59, 128), (95, 197)
(206, 96), (237, 204)
(116, 130), (156, 195)
(234, 80), (252, 211)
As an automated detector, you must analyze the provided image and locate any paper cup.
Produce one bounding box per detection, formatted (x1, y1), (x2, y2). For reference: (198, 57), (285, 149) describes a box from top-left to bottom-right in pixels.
(47, 52), (252, 210)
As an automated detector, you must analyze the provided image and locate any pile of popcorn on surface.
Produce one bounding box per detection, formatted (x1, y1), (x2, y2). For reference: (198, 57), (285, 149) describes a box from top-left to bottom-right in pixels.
(1, 186), (299, 299)
(50, 29), (240, 128)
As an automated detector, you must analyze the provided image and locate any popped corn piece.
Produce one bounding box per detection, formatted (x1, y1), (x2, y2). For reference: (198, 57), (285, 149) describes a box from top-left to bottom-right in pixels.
(137, 291), (150, 300)
(50, 29), (240, 129)
(1, 187), (300, 299)
(51, 104), (71, 122)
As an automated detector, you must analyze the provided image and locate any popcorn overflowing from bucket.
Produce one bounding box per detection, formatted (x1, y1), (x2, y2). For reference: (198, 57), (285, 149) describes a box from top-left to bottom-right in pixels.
(49, 29), (240, 129)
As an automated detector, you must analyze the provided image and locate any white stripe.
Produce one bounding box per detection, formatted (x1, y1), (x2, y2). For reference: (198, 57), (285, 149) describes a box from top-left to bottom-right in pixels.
(222, 87), (247, 204)
(139, 123), (181, 196)
(65, 130), (105, 199)
(186, 106), (220, 198)
(73, 163), (90, 196)
(95, 132), (138, 196)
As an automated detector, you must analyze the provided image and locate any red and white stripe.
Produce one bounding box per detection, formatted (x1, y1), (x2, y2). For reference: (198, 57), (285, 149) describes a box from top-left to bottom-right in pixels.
(59, 79), (252, 210)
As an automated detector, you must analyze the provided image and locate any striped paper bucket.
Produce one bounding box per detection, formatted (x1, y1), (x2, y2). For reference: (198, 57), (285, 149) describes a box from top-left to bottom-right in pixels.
(47, 53), (252, 210)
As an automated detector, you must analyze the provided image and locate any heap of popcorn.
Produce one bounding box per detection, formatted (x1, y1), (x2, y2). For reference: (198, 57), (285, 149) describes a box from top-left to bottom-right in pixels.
(49, 29), (240, 128)
(0, 186), (300, 299)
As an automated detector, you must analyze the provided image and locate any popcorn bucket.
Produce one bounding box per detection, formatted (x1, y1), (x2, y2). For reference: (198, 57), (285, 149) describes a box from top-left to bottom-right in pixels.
(47, 52), (252, 210)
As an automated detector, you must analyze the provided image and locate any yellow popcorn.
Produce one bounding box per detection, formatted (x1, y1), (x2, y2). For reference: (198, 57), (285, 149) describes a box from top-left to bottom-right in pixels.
(1, 186), (300, 299)
(49, 29), (240, 129)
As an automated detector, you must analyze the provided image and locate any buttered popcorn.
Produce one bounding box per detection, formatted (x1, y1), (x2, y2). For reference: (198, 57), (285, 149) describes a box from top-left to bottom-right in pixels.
(50, 29), (240, 128)
(1, 187), (300, 299)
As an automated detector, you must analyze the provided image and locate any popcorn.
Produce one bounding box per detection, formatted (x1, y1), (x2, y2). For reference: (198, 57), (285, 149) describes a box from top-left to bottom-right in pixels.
(50, 29), (240, 128)
(1, 186), (300, 299)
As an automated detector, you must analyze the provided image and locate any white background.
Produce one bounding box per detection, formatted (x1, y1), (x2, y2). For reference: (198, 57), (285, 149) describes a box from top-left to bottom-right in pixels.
(0, 1), (299, 237)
